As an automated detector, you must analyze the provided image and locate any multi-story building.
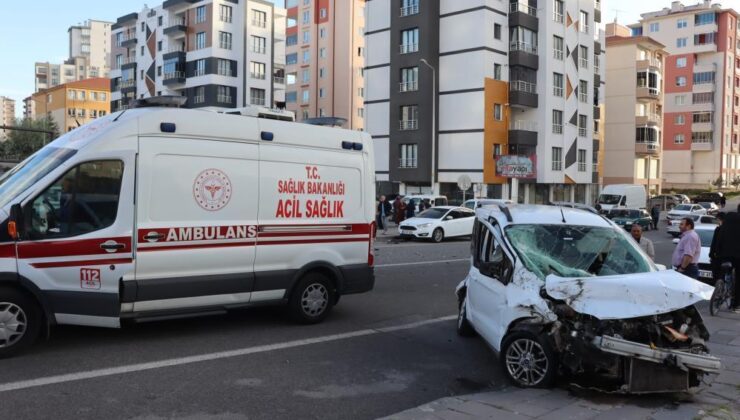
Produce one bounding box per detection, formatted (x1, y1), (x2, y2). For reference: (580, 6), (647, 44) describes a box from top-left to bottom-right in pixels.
(365, 0), (604, 203)
(35, 57), (93, 92)
(0, 96), (16, 141)
(630, 1), (740, 188)
(109, 0), (286, 112)
(31, 78), (110, 134)
(605, 23), (666, 194)
(23, 96), (35, 120)
(284, 0), (365, 129)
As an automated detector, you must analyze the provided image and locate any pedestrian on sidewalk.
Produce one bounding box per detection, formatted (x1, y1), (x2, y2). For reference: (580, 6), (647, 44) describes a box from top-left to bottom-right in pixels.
(720, 194), (727, 208)
(405, 198), (415, 219)
(713, 212), (740, 310)
(672, 217), (702, 279)
(377, 195), (391, 234)
(393, 196), (405, 225)
(650, 204), (661, 231)
(631, 224), (655, 260)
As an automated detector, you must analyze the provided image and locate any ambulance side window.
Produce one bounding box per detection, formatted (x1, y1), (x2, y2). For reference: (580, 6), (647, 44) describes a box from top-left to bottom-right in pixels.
(24, 160), (124, 240)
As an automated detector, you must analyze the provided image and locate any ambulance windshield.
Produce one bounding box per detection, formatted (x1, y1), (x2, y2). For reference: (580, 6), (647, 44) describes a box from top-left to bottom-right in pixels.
(0, 147), (77, 209)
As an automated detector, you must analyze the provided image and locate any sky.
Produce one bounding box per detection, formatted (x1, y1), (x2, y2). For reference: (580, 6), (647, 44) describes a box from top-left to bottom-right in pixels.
(1, 0), (740, 118)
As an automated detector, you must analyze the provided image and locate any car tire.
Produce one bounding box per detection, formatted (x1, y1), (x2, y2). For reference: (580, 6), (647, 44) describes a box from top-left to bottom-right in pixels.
(456, 294), (476, 337)
(0, 287), (42, 359)
(288, 273), (334, 324)
(432, 228), (444, 243)
(500, 331), (558, 389)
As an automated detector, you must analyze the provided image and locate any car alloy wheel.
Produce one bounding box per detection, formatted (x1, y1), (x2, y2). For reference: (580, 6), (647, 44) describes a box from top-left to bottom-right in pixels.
(0, 302), (27, 349)
(504, 337), (550, 387)
(432, 228), (444, 243)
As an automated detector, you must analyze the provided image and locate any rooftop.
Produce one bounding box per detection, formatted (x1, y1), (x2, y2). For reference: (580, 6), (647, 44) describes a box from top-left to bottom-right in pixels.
(477, 204), (612, 229)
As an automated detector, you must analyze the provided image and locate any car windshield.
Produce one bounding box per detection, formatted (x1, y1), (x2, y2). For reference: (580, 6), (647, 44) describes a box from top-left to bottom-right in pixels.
(675, 204), (692, 211)
(696, 229), (715, 247)
(0, 147), (77, 209)
(598, 194), (621, 205)
(416, 208), (447, 219)
(505, 224), (653, 279)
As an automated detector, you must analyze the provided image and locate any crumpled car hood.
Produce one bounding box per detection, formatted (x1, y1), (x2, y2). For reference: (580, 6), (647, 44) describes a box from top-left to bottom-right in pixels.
(545, 270), (714, 320)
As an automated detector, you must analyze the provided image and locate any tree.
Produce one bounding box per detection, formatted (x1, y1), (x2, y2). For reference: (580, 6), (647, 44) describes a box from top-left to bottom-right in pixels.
(732, 176), (740, 191)
(2, 117), (59, 160)
(712, 176), (724, 190)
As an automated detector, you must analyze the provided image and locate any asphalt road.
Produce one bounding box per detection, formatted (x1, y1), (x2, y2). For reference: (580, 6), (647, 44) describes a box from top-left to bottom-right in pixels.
(0, 223), (717, 419)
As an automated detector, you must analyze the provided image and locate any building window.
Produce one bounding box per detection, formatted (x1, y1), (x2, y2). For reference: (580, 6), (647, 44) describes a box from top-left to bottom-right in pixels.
(217, 86), (232, 103)
(578, 114), (587, 137)
(694, 32), (716, 46)
(302, 90), (309, 103)
(579, 80), (588, 102)
(320, 27), (326, 38)
(553, 0), (564, 23)
(158, 16), (163, 26)
(511, 26), (537, 54)
(676, 57), (687, 68)
(677, 19), (687, 28)
(220, 5), (233, 23)
(552, 147), (563, 171)
(302, 10), (310, 24)
(140, 45), (145, 56)
(196, 6), (206, 24)
(358, 87), (364, 97)
(303, 30), (310, 43)
(286, 91), (297, 103)
(401, 0), (419, 16)
(553, 73), (563, 97)
(400, 67), (418, 92)
(195, 59), (206, 76)
(493, 104), (503, 121)
(676, 76), (687, 86)
(677, 37), (687, 48)
(302, 110), (309, 120)
(194, 86), (205, 104)
(400, 105), (418, 130)
(157, 66), (162, 76)
(250, 61), (266, 79)
(675, 114), (685, 125)
(695, 12), (716, 26)
(553, 36), (564, 60)
(196, 32), (206, 49)
(674, 134), (685, 144)
(217, 59), (232, 76)
(140, 69), (144, 80)
(358, 108), (365, 118)
(320, 8), (327, 18)
(115, 54), (123, 68)
(251, 36), (266, 54)
(693, 92), (714, 103)
(693, 112), (713, 123)
(649, 22), (659, 32)
(253, 10), (267, 27)
(553, 110), (563, 134)
(693, 71), (715, 84)
(399, 144), (418, 168)
(494, 64), (502, 80)
(303, 50), (310, 63)
(636, 127), (659, 143)
(319, 88), (325, 98)
(577, 149), (587, 172)
(579, 45), (588, 68)
(400, 28), (419, 54)
(250, 88), (266, 106)
(302, 69), (309, 83)
(320, 47), (328, 58)
(319, 68), (326, 78)
(675, 95), (685, 105)
(219, 32), (232, 49)
(286, 53), (298, 65)
(579, 10), (589, 33)
(286, 34), (298, 46)
(494, 24), (501, 40)
(157, 41), (162, 52)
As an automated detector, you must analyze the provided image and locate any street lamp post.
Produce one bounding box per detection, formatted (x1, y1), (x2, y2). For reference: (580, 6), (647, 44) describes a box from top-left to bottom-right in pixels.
(420, 59), (436, 195)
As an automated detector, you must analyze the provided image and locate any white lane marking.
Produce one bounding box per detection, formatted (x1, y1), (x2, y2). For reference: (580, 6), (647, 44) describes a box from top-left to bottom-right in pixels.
(0, 315), (456, 393)
(375, 258), (469, 268)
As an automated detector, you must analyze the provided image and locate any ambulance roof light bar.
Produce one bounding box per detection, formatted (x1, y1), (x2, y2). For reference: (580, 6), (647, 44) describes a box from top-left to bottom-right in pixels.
(222, 105), (295, 122)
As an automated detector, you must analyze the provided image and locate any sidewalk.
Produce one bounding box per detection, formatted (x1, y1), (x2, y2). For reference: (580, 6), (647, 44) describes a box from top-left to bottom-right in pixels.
(383, 310), (740, 420)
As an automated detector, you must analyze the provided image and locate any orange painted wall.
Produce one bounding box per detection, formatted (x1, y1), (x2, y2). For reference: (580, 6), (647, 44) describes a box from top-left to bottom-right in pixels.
(483, 78), (509, 185)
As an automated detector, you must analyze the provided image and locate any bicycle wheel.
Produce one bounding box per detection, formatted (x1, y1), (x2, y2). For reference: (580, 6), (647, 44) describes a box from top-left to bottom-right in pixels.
(710, 279), (726, 316)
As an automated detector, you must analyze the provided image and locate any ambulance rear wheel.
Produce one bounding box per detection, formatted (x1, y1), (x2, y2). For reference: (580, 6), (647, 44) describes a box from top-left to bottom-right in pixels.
(0, 287), (41, 359)
(289, 273), (334, 324)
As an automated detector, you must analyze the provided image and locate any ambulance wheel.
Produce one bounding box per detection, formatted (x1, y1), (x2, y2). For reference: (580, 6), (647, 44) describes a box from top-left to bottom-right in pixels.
(0, 287), (41, 359)
(289, 273), (334, 324)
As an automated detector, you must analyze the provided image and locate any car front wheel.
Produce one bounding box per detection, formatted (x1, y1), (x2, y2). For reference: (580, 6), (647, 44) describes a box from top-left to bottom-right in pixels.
(432, 228), (444, 243)
(500, 331), (557, 388)
(0, 287), (42, 359)
(456, 294), (475, 337)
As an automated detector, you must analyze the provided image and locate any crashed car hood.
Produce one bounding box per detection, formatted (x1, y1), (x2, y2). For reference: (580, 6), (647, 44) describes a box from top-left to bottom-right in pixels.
(545, 270), (714, 320)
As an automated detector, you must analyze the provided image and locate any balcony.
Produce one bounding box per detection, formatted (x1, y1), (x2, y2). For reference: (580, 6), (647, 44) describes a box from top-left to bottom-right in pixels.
(635, 113), (661, 126)
(509, 2), (538, 31)
(163, 71), (186, 85)
(509, 42), (538, 69)
(594, 1), (602, 23)
(400, 4), (419, 17)
(552, 124), (563, 134)
(119, 56), (137, 70)
(399, 81), (418, 92)
(250, 72), (266, 80)
(164, 17), (187, 37)
(119, 79), (136, 90)
(578, 127), (588, 137)
(399, 120), (418, 130)
(250, 97), (266, 106)
(399, 158), (418, 168)
(693, 82), (716, 93)
(120, 32), (137, 47)
(163, 0), (199, 9)
(399, 43), (418, 54)
(636, 85), (661, 100)
(217, 94), (233, 104)
(252, 19), (267, 28)
(691, 139), (713, 151)
(636, 141), (660, 155)
(273, 76), (285, 85)
(692, 122), (713, 132)
(508, 120), (538, 147)
(509, 80), (538, 108)
(636, 58), (662, 71)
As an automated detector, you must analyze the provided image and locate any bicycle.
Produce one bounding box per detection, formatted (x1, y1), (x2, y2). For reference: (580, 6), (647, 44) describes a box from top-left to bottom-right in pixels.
(710, 262), (735, 316)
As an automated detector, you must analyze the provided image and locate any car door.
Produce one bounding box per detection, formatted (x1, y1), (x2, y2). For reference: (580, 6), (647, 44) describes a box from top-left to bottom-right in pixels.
(458, 208), (476, 235)
(17, 156), (135, 327)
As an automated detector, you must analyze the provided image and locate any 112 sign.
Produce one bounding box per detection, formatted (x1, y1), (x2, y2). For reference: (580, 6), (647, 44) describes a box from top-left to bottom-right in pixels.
(80, 268), (101, 289)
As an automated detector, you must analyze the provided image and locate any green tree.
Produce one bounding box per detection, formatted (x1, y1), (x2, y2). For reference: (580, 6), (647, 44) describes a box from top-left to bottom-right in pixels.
(712, 176), (724, 189)
(732, 176), (740, 191)
(2, 117), (58, 160)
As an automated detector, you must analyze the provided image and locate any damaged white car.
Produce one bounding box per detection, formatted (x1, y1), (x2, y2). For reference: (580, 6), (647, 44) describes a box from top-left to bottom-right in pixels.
(456, 204), (721, 393)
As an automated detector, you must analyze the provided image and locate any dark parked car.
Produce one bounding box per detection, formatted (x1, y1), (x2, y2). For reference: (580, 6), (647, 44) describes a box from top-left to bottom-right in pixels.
(608, 209), (653, 230)
(692, 192), (723, 205)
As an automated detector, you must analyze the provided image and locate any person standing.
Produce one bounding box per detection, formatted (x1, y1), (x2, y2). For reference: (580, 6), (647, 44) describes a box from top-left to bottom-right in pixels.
(713, 212), (740, 310)
(376, 195), (391, 234)
(672, 217), (702, 279)
(720, 194), (726, 209)
(405, 198), (415, 219)
(393, 196), (404, 225)
(650, 204), (661, 231)
(630, 225), (655, 260)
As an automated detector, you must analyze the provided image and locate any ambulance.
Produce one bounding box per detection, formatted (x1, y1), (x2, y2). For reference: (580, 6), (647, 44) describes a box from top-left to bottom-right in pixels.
(0, 98), (376, 357)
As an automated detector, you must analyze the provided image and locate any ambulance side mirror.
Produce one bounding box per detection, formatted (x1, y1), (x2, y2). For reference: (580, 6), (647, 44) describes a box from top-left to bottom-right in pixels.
(8, 203), (23, 241)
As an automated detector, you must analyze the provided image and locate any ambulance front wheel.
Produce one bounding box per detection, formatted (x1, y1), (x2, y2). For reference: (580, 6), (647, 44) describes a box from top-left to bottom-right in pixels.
(289, 273), (334, 324)
(0, 287), (42, 358)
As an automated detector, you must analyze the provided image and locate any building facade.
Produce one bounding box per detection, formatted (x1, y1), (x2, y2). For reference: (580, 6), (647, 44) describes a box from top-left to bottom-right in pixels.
(109, 0), (286, 112)
(0, 96), (16, 141)
(365, 0), (604, 203)
(284, 0), (366, 129)
(23, 96), (35, 120)
(631, 1), (740, 188)
(605, 23), (666, 195)
(31, 78), (110, 134)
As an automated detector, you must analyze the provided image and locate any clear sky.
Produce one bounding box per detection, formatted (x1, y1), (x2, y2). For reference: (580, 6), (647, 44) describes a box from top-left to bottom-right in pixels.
(1, 0), (740, 118)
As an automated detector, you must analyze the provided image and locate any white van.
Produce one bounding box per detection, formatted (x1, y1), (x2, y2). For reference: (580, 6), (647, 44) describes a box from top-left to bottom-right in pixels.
(0, 103), (376, 357)
(597, 184), (647, 212)
(403, 195), (448, 212)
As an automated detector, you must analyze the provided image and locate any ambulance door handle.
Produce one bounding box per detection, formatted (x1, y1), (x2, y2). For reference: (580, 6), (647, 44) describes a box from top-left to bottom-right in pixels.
(143, 232), (164, 242)
(100, 240), (125, 252)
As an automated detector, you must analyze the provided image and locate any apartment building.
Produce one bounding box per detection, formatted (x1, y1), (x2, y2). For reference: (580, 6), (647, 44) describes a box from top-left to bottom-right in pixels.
(365, 0), (604, 203)
(22, 97), (34, 120)
(34, 20), (113, 92)
(0, 96), (16, 141)
(605, 23), (666, 194)
(284, 0), (365, 129)
(630, 0), (740, 188)
(109, 0), (286, 112)
(31, 78), (110, 133)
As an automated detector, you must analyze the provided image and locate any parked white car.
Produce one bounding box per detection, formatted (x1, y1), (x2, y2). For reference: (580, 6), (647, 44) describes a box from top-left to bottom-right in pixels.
(399, 206), (475, 242)
(456, 204), (719, 392)
(666, 204), (707, 222)
(666, 214), (718, 237)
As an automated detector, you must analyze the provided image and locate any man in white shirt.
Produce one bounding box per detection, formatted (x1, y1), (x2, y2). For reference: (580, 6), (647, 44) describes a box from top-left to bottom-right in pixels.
(631, 224), (655, 261)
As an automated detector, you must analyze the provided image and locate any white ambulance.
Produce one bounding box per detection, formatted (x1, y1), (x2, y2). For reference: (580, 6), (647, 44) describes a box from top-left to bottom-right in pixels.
(0, 100), (376, 357)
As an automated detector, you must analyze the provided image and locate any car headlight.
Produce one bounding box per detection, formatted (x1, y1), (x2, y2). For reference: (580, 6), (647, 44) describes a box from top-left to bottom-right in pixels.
(418, 223), (432, 228)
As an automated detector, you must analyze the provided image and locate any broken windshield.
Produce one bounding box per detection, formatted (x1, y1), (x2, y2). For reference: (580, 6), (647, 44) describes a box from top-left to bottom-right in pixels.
(505, 224), (653, 279)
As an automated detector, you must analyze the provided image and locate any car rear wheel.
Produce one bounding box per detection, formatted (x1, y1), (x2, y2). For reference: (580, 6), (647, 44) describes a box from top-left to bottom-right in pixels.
(0, 287), (41, 359)
(432, 228), (444, 243)
(500, 331), (557, 388)
(456, 294), (475, 337)
(288, 273), (334, 324)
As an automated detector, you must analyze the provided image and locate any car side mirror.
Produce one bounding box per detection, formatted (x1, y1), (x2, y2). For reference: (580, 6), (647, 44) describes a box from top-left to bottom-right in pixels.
(8, 203), (23, 241)
(672, 238), (680, 245)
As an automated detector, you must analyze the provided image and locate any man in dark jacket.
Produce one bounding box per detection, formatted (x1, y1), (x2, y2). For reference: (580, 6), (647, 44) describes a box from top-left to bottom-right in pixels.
(405, 199), (415, 219)
(376, 196), (392, 234)
(713, 212), (740, 310)
(650, 204), (661, 231)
